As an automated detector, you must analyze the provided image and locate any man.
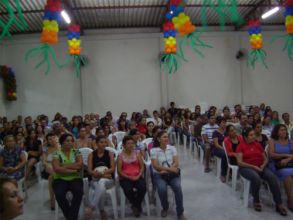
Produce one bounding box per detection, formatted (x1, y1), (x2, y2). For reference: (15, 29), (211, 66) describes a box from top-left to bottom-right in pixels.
(84, 123), (96, 140)
(222, 106), (232, 123)
(234, 104), (242, 118)
(234, 113), (251, 134)
(100, 111), (112, 128)
(201, 114), (219, 172)
(282, 113), (293, 138)
(153, 110), (162, 127)
(168, 102), (177, 118)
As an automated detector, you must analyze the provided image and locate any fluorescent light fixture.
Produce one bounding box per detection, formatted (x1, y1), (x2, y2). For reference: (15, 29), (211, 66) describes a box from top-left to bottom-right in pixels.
(261, 7), (280, 19)
(61, 10), (71, 24)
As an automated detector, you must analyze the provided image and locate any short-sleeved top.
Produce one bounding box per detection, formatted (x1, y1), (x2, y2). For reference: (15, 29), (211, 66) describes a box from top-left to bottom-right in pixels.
(119, 150), (141, 177)
(201, 124), (219, 143)
(0, 147), (23, 167)
(236, 141), (264, 167)
(212, 130), (225, 147)
(256, 134), (268, 149)
(151, 145), (177, 173)
(53, 148), (82, 181)
(26, 140), (42, 152)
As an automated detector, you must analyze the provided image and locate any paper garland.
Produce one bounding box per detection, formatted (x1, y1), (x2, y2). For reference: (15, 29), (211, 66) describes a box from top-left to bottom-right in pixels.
(0, 0), (28, 41)
(272, 0), (293, 61)
(25, 0), (62, 75)
(0, 66), (17, 101)
(247, 20), (268, 69)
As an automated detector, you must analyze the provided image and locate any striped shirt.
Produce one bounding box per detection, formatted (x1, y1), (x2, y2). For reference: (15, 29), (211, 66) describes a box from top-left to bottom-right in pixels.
(201, 124), (219, 143)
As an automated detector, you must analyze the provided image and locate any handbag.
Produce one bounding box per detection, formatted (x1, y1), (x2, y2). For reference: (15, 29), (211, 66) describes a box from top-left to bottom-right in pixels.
(160, 152), (181, 182)
(274, 158), (293, 170)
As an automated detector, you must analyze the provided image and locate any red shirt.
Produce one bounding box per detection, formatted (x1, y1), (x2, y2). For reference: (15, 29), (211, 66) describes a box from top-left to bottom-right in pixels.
(236, 141), (264, 167)
(224, 135), (243, 156)
(137, 124), (147, 134)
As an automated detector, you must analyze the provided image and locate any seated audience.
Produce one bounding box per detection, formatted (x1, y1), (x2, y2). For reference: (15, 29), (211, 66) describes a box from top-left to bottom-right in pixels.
(254, 122), (268, 149)
(272, 111), (280, 126)
(201, 114), (218, 172)
(145, 121), (155, 138)
(282, 113), (293, 138)
(235, 128), (287, 215)
(0, 177), (24, 220)
(71, 116), (81, 139)
(168, 102), (177, 118)
(212, 117), (227, 182)
(153, 110), (162, 127)
(268, 124), (293, 211)
(234, 113), (251, 134)
(0, 135), (26, 180)
(85, 135), (115, 220)
(262, 115), (273, 136)
(118, 136), (146, 217)
(223, 125), (243, 165)
(151, 131), (186, 220)
(52, 134), (83, 220)
(24, 129), (42, 180)
(42, 133), (59, 210)
(15, 132), (25, 150)
(117, 118), (128, 132)
(137, 117), (147, 135)
(129, 129), (143, 151)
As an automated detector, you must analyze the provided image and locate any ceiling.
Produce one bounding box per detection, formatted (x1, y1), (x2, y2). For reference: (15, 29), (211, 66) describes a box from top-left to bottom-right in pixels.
(0, 0), (285, 34)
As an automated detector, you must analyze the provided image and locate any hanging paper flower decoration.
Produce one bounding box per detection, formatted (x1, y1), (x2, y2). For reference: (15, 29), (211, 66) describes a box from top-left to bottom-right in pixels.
(64, 24), (88, 78)
(0, 0), (28, 41)
(247, 20), (268, 69)
(25, 0), (62, 75)
(272, 0), (293, 61)
(0, 66), (17, 101)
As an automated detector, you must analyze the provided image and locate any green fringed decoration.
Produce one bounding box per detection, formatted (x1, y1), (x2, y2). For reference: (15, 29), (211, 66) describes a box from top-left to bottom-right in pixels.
(230, 0), (244, 26)
(179, 32), (213, 60)
(247, 49), (268, 69)
(73, 55), (88, 78)
(160, 53), (180, 74)
(0, 0), (28, 41)
(25, 44), (61, 75)
(271, 34), (293, 61)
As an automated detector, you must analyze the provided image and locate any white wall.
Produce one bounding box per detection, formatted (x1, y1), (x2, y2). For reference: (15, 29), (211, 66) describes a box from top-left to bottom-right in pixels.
(1, 29), (293, 119)
(0, 43), (7, 116)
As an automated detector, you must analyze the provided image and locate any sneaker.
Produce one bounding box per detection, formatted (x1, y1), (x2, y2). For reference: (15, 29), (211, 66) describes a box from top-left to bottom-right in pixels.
(178, 215), (187, 220)
(161, 209), (168, 217)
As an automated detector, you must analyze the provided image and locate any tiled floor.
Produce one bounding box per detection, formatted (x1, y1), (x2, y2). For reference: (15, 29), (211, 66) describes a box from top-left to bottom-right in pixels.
(16, 145), (292, 220)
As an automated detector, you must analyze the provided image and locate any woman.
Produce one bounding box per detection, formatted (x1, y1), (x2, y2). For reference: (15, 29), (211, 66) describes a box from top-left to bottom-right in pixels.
(24, 129), (42, 180)
(52, 133), (83, 220)
(151, 131), (186, 220)
(160, 107), (167, 119)
(223, 125), (243, 165)
(0, 177), (24, 220)
(0, 135), (26, 180)
(42, 133), (59, 210)
(137, 117), (147, 135)
(272, 111), (280, 126)
(76, 127), (92, 149)
(15, 132), (25, 150)
(118, 136), (146, 217)
(268, 124), (293, 211)
(212, 117), (227, 182)
(35, 125), (45, 144)
(254, 122), (268, 149)
(71, 116), (81, 139)
(182, 112), (191, 146)
(235, 128), (287, 215)
(262, 115), (273, 136)
(85, 135), (115, 220)
(145, 121), (155, 138)
(117, 119), (128, 132)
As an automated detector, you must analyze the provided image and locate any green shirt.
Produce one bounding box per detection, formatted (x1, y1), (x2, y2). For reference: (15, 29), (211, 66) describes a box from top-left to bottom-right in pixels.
(53, 148), (82, 181)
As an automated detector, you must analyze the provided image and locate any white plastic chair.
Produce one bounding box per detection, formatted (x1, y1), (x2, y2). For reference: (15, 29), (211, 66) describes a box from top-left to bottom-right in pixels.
(215, 157), (222, 179)
(119, 186), (150, 218)
(241, 176), (251, 207)
(113, 132), (126, 146)
(18, 151), (28, 199)
(117, 141), (123, 154)
(141, 138), (153, 151)
(223, 143), (239, 191)
(105, 147), (119, 160)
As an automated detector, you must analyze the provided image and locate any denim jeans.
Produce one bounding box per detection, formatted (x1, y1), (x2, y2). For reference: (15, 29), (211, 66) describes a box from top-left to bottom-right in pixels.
(213, 147), (228, 177)
(153, 173), (184, 216)
(239, 167), (282, 204)
(53, 178), (83, 220)
(119, 177), (146, 210)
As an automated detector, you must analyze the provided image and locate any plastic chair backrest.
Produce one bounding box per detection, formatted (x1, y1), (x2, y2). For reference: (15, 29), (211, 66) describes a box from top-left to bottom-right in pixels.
(105, 147), (119, 160)
(113, 132), (126, 144)
(23, 151), (28, 161)
(223, 142), (233, 167)
(79, 148), (93, 166)
(117, 141), (123, 153)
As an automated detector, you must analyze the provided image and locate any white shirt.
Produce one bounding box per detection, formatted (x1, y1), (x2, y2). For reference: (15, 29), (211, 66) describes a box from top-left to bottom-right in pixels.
(151, 145), (177, 173)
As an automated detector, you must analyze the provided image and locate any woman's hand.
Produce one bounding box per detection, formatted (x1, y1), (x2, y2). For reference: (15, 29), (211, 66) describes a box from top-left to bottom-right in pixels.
(168, 166), (179, 174)
(280, 158), (290, 166)
(253, 166), (262, 172)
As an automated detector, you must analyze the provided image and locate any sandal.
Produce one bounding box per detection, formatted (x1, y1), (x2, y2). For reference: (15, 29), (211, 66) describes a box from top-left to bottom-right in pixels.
(204, 168), (211, 173)
(276, 205), (287, 216)
(253, 203), (262, 212)
(288, 201), (293, 212)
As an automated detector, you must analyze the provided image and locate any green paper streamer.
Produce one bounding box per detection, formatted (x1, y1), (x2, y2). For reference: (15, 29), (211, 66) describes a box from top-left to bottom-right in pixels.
(271, 34), (293, 61)
(0, 0), (28, 41)
(179, 32), (213, 60)
(247, 49), (268, 69)
(160, 53), (180, 74)
(25, 44), (61, 75)
(61, 55), (89, 78)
